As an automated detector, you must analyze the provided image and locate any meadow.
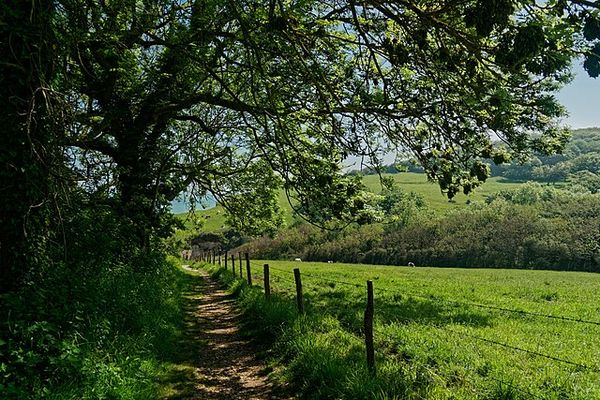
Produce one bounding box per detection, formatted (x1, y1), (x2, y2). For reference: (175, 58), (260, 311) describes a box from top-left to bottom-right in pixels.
(204, 259), (600, 399)
(178, 173), (525, 231)
(362, 173), (524, 212)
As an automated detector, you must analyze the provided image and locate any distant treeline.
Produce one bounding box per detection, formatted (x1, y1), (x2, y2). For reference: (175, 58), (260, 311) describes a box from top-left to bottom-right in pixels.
(347, 162), (424, 175)
(351, 128), (600, 194)
(490, 128), (600, 191)
(243, 183), (600, 272)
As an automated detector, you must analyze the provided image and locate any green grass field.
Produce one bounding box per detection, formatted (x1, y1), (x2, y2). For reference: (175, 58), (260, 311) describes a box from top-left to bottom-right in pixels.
(362, 173), (524, 212)
(207, 260), (600, 399)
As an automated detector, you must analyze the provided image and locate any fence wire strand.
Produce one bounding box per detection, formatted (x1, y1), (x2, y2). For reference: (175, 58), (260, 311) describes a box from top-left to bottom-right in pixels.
(249, 261), (600, 327)
(219, 259), (600, 375)
(442, 326), (600, 373)
(405, 292), (600, 327)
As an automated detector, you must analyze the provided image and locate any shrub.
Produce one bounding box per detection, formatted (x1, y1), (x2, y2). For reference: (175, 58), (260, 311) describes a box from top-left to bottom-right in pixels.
(247, 189), (600, 272)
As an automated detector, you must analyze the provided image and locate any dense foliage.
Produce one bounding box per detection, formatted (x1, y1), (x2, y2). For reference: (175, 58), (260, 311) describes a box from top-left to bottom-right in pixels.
(244, 183), (600, 271)
(2, 0), (600, 397)
(0, 200), (186, 398)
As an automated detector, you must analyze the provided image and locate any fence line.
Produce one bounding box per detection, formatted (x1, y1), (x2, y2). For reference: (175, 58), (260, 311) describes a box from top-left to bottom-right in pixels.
(268, 265), (600, 372)
(255, 261), (600, 327)
(223, 258), (600, 330)
(199, 254), (599, 395)
(394, 291), (600, 327)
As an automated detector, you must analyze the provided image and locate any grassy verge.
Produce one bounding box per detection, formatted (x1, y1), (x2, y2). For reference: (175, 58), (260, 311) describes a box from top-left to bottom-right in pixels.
(202, 261), (600, 400)
(1, 256), (192, 400)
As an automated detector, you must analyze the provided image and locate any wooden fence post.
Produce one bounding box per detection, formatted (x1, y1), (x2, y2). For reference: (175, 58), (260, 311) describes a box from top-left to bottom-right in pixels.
(245, 253), (252, 286)
(225, 251), (228, 270)
(294, 268), (304, 314)
(238, 252), (242, 277)
(364, 280), (375, 375)
(231, 254), (235, 276)
(263, 264), (270, 300)
(218, 252), (221, 267)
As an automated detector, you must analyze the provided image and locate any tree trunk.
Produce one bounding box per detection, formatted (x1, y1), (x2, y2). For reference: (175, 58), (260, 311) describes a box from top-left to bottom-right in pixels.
(0, 0), (56, 293)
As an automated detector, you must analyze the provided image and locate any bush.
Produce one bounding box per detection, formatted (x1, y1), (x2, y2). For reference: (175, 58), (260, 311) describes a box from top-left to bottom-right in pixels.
(247, 189), (600, 272)
(0, 204), (185, 399)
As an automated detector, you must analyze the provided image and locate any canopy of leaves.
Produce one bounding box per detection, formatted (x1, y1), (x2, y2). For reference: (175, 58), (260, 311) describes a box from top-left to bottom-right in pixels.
(53, 0), (597, 232)
(2, 0), (600, 290)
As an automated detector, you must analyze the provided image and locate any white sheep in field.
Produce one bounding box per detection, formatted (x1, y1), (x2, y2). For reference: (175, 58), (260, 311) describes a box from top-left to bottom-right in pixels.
(294, 258), (302, 262)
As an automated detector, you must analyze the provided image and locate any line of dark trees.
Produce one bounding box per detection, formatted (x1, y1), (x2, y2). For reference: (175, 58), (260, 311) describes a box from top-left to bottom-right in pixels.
(244, 183), (600, 272)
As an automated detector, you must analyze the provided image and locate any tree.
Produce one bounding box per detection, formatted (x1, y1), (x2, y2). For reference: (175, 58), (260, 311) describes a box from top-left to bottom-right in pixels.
(0, 1), (60, 292)
(56, 0), (598, 208)
(3, 0), (600, 290)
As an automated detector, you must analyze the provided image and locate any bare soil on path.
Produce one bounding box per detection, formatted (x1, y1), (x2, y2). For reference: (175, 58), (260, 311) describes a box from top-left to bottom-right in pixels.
(161, 266), (287, 400)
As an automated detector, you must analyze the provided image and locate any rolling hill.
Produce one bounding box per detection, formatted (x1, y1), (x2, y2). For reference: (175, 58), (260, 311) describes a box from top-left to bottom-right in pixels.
(175, 172), (526, 232)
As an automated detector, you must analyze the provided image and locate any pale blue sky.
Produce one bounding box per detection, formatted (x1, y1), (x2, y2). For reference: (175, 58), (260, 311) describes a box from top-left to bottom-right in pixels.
(557, 62), (600, 129)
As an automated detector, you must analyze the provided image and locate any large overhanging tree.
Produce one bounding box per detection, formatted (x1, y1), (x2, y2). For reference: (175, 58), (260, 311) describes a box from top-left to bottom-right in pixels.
(2, 0), (600, 289)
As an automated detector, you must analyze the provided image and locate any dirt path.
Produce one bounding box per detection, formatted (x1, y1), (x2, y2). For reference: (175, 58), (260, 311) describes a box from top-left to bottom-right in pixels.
(163, 266), (285, 400)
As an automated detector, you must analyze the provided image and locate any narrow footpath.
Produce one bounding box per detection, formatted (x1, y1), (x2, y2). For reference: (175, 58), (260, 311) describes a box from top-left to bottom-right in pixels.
(163, 266), (286, 400)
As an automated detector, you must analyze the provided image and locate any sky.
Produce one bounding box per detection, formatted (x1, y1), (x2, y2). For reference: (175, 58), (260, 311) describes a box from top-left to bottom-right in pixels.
(556, 62), (600, 129)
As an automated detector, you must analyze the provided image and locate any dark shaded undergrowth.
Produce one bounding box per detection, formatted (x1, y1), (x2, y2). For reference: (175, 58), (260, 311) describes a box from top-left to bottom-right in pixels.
(0, 254), (192, 399)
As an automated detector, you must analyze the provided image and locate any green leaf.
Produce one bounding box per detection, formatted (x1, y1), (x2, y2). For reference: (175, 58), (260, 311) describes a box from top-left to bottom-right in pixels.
(583, 16), (600, 41)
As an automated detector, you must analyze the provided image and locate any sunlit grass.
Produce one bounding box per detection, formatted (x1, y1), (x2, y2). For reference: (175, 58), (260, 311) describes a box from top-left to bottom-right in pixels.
(207, 260), (600, 399)
(176, 173), (527, 230)
(362, 173), (525, 212)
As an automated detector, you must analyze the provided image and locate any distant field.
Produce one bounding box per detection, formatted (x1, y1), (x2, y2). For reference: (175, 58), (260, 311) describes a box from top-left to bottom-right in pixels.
(175, 189), (295, 232)
(231, 259), (600, 399)
(176, 173), (526, 230)
(362, 173), (525, 212)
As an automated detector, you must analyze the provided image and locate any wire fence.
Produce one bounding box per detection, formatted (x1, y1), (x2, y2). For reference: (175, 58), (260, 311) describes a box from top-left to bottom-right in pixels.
(394, 291), (600, 327)
(289, 268), (600, 372)
(198, 253), (600, 397)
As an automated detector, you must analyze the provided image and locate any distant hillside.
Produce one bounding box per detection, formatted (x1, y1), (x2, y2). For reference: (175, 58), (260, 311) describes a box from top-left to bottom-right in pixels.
(362, 173), (523, 212)
(351, 128), (600, 193)
(175, 128), (600, 232)
(176, 172), (525, 231)
(493, 127), (600, 191)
